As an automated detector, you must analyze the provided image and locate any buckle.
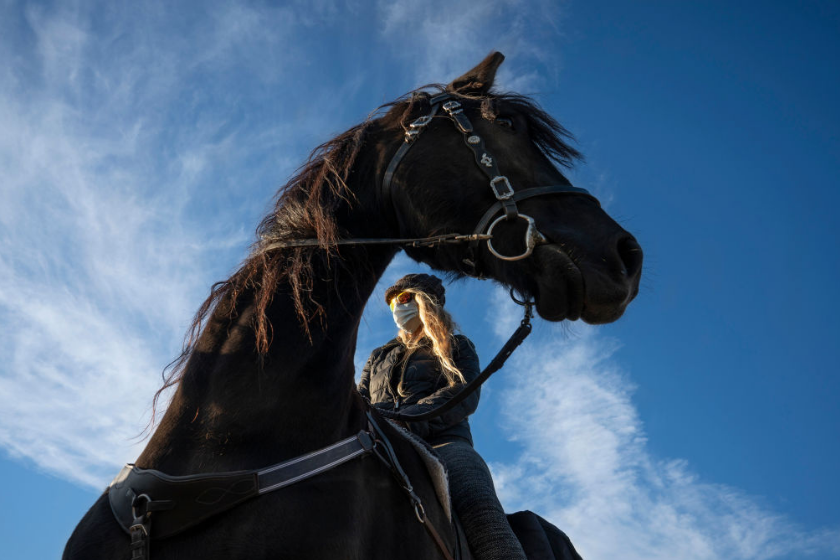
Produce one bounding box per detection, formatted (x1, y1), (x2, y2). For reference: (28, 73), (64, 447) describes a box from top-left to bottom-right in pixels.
(490, 176), (514, 200)
(442, 101), (463, 115)
(404, 114), (435, 143)
(410, 115), (432, 129)
(129, 521), (149, 536)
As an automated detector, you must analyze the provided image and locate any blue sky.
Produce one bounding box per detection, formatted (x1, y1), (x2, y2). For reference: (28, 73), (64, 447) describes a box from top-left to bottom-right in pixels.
(1, 1), (839, 558)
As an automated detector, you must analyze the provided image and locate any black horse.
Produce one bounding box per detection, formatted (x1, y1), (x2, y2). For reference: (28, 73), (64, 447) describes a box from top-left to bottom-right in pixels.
(64, 52), (642, 560)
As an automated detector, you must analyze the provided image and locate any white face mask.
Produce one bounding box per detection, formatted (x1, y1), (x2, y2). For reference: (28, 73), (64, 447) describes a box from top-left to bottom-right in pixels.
(392, 299), (422, 332)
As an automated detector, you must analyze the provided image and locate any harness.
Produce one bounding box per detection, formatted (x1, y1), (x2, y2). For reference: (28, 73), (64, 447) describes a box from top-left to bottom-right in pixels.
(111, 90), (599, 560)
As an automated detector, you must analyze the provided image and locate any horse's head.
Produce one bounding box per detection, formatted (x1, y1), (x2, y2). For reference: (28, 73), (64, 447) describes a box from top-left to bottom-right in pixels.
(381, 52), (642, 324)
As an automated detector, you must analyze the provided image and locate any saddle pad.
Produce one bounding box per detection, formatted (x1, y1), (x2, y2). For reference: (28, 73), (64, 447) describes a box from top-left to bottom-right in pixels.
(385, 420), (452, 521)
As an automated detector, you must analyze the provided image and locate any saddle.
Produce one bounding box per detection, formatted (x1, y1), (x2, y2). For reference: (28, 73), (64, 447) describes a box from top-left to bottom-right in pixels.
(391, 423), (583, 560)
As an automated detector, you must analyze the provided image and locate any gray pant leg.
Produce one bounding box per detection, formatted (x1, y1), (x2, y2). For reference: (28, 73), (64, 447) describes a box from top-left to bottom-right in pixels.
(433, 441), (527, 560)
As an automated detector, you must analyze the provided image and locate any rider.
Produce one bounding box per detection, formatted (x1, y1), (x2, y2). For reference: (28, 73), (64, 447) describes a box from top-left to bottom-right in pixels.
(358, 273), (527, 560)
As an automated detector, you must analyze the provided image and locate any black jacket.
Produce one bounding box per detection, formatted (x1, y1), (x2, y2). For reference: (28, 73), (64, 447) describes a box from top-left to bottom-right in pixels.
(358, 334), (481, 445)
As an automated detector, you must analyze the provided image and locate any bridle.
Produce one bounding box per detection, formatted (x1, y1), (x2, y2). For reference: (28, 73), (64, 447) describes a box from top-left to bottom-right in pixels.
(257, 90), (598, 278)
(381, 91), (598, 276)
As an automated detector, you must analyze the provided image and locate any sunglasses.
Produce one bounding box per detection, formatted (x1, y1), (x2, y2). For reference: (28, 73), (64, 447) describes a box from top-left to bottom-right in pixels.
(389, 291), (414, 310)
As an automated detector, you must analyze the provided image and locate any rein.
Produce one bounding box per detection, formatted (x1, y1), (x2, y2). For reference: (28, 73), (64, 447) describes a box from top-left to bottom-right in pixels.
(258, 232), (491, 252)
(374, 290), (534, 423)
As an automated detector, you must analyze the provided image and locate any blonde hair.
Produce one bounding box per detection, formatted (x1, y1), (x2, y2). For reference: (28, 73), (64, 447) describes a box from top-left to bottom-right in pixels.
(396, 289), (465, 396)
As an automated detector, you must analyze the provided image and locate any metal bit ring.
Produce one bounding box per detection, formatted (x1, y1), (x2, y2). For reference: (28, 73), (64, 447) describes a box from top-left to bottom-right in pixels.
(486, 213), (548, 261)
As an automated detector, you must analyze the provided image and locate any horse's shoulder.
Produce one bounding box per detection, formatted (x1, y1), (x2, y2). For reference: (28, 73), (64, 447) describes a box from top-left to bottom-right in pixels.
(63, 492), (124, 560)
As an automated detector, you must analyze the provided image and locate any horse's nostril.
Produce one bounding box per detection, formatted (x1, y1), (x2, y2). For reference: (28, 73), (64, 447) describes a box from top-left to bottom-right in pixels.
(616, 236), (643, 278)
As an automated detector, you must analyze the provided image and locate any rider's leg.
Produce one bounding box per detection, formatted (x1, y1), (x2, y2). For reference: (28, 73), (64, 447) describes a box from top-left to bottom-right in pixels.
(433, 440), (527, 560)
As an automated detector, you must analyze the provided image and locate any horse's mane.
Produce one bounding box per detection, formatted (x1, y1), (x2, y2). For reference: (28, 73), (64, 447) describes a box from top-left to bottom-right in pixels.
(153, 85), (580, 412)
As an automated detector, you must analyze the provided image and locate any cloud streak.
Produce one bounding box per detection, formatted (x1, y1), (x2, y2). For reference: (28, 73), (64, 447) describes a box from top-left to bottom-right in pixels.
(377, 0), (567, 92)
(486, 302), (840, 559)
(0, 2), (334, 487)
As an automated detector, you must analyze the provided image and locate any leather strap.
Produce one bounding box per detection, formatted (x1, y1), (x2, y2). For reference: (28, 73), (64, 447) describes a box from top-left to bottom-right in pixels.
(258, 430), (375, 493)
(463, 184), (599, 276)
(381, 98), (446, 229)
(256, 232), (490, 253)
(129, 517), (150, 560)
(112, 415), (457, 560)
(126, 491), (170, 560)
(374, 300), (534, 424)
(441, 100), (518, 221)
(109, 429), (375, 540)
(471, 185), (598, 239)
(422, 517), (458, 560)
(367, 411), (456, 560)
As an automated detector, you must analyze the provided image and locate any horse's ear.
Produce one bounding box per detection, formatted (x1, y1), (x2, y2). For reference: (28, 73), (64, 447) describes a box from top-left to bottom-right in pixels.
(446, 51), (505, 96)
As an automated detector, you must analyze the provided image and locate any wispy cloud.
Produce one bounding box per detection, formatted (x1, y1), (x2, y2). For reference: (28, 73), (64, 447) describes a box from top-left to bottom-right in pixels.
(485, 296), (840, 559)
(0, 2), (339, 487)
(376, 0), (566, 92)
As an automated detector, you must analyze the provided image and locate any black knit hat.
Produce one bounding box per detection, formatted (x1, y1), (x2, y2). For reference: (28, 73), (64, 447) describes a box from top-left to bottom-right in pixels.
(384, 273), (446, 307)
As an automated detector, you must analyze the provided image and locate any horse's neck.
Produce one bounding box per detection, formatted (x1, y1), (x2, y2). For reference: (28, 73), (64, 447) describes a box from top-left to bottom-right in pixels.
(138, 251), (393, 474)
(138, 177), (397, 475)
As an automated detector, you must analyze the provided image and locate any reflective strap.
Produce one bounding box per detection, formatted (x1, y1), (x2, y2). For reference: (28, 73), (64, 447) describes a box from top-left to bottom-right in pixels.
(257, 431), (374, 493)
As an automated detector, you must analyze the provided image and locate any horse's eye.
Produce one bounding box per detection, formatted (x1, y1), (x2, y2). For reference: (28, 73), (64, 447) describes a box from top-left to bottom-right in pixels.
(495, 117), (514, 129)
